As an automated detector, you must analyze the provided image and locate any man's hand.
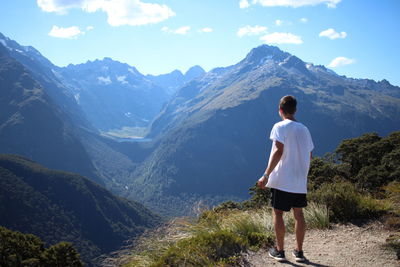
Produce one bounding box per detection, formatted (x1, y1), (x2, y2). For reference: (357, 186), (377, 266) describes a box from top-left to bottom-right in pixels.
(257, 175), (268, 189)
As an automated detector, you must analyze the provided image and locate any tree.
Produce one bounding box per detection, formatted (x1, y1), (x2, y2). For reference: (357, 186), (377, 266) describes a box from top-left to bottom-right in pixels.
(42, 242), (83, 267)
(0, 226), (83, 267)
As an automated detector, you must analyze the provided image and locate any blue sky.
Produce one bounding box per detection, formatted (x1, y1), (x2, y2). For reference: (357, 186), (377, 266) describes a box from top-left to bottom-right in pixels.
(1, 0), (399, 85)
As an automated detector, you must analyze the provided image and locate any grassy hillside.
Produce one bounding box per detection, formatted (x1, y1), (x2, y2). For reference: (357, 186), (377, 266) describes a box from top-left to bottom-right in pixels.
(0, 154), (161, 265)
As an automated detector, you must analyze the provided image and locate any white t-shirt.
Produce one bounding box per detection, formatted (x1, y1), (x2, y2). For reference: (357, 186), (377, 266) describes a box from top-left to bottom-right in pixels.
(266, 119), (314, 194)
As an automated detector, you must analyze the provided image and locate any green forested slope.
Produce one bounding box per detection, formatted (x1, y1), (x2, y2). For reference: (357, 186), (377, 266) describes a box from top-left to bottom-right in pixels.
(0, 154), (161, 265)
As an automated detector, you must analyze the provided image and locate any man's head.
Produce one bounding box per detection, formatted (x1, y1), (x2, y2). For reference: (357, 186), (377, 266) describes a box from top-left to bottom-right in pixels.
(279, 95), (297, 117)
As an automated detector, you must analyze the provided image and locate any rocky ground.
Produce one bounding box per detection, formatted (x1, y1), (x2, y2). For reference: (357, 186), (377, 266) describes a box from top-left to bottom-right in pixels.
(243, 222), (399, 267)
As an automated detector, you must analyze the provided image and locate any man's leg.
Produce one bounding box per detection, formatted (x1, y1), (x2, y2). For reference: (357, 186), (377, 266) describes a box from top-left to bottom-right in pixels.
(273, 208), (285, 251)
(292, 207), (306, 251)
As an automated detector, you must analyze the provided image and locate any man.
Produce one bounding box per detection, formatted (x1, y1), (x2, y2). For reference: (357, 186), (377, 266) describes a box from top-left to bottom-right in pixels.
(257, 95), (314, 262)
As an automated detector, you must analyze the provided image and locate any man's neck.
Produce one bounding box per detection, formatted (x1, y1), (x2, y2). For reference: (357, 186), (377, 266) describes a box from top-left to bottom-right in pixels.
(282, 115), (296, 121)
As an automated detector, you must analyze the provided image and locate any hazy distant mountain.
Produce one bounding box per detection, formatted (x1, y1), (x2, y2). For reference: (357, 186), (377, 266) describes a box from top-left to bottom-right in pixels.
(0, 41), (103, 184)
(0, 33), (156, 191)
(130, 45), (400, 216)
(0, 154), (160, 265)
(58, 58), (171, 132)
(146, 65), (205, 95)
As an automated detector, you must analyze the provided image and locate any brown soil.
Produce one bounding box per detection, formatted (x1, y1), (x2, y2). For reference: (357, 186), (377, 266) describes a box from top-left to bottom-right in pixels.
(243, 222), (399, 267)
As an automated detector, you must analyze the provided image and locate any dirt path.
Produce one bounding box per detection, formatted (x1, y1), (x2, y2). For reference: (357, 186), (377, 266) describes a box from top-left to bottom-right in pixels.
(243, 222), (399, 267)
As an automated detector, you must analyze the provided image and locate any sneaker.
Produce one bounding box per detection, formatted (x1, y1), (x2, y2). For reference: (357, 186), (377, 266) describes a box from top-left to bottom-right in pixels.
(292, 249), (306, 262)
(269, 247), (286, 262)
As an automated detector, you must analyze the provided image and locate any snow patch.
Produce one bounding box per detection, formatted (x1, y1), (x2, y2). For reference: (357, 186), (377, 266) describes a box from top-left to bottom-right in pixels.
(98, 76), (112, 85)
(117, 75), (128, 84)
(0, 39), (9, 50)
(128, 68), (137, 75)
(74, 93), (80, 103)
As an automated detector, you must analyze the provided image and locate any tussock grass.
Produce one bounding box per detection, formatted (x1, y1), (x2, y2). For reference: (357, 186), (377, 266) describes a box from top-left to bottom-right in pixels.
(304, 202), (330, 229)
(122, 202), (329, 266)
(382, 181), (400, 259)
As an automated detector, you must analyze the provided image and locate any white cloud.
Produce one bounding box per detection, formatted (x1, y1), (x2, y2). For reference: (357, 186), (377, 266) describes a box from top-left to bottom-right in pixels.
(37, 0), (82, 13)
(260, 32), (303, 44)
(275, 19), (283, 26)
(174, 26), (190, 34)
(300, 17), (308, 23)
(37, 0), (175, 26)
(48, 25), (84, 39)
(200, 27), (213, 33)
(237, 25), (268, 37)
(239, 0), (250, 8)
(86, 25), (94, 31)
(162, 26), (191, 35)
(319, 28), (347, 39)
(328, 57), (355, 67)
(251, 0), (341, 8)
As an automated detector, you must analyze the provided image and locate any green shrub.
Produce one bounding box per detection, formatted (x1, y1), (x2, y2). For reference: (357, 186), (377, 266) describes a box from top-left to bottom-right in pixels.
(241, 184), (271, 209)
(213, 201), (243, 212)
(309, 181), (384, 222)
(151, 230), (247, 267)
(42, 242), (83, 267)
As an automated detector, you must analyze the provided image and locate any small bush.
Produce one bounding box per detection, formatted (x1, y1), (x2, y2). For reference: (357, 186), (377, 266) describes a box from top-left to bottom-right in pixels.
(241, 184), (271, 209)
(309, 181), (385, 222)
(213, 201), (243, 212)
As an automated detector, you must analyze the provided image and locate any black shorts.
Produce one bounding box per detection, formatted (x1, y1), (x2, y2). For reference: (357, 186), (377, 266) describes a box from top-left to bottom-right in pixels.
(270, 188), (307, 212)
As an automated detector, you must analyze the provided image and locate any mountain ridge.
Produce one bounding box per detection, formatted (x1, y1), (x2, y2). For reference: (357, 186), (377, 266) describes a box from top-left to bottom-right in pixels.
(129, 44), (400, 216)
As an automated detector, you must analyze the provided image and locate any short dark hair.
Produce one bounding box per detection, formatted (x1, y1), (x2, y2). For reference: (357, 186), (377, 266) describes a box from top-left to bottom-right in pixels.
(279, 95), (297, 115)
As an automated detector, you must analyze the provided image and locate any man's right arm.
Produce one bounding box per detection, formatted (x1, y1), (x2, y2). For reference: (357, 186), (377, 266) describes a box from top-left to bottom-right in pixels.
(257, 141), (284, 189)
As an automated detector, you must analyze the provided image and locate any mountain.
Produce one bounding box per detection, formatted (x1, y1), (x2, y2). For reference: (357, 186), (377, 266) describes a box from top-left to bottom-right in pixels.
(58, 58), (170, 132)
(0, 40), (103, 184)
(0, 33), (160, 192)
(146, 65), (206, 95)
(0, 32), (91, 130)
(0, 154), (160, 265)
(129, 44), (400, 216)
